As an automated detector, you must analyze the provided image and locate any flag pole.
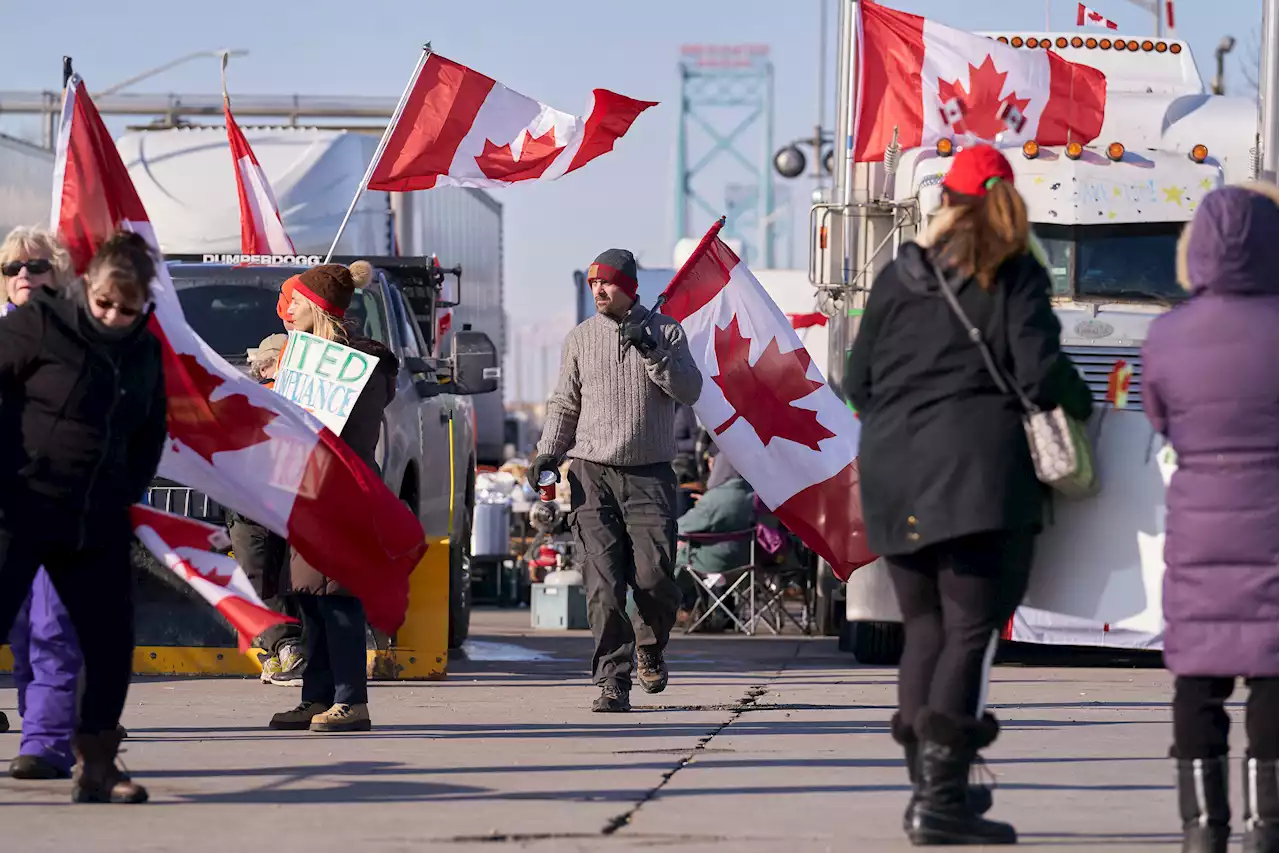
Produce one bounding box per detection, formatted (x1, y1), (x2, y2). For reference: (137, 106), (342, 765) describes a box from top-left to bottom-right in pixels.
(657, 216), (726, 311)
(324, 43), (433, 263)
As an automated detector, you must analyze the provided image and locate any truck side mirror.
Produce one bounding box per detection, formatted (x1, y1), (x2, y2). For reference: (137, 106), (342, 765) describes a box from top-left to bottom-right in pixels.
(452, 330), (500, 396)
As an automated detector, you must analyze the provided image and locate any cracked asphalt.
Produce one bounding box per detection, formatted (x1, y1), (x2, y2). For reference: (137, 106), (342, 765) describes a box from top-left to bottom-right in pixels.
(0, 610), (1234, 852)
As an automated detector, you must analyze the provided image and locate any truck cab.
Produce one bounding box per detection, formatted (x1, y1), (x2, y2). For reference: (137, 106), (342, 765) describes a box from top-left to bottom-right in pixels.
(136, 255), (497, 653)
(818, 34), (1259, 659)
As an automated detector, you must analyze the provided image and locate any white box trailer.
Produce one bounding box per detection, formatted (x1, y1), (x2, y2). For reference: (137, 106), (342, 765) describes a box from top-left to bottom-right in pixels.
(115, 126), (507, 464)
(0, 133), (54, 237)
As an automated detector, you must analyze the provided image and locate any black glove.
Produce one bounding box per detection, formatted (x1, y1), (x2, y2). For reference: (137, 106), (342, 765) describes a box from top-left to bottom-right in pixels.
(619, 317), (659, 357)
(527, 454), (561, 490)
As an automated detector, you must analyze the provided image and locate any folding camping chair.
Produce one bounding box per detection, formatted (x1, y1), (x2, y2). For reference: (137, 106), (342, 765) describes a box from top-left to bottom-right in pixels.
(739, 497), (817, 636)
(677, 528), (757, 635)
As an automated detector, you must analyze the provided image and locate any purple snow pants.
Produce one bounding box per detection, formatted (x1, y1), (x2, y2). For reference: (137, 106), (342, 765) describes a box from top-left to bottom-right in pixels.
(8, 568), (81, 773)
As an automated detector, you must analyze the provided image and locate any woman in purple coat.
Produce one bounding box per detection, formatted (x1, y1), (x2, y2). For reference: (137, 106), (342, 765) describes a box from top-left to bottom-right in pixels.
(1142, 183), (1279, 853)
(0, 227), (82, 780)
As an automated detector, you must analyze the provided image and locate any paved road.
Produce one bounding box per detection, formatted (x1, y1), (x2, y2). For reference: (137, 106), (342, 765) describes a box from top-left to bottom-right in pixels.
(0, 610), (1243, 852)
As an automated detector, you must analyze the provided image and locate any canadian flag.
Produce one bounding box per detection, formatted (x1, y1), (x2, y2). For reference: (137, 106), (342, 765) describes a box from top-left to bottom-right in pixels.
(51, 75), (424, 634)
(132, 506), (295, 651)
(1077, 3), (1119, 29)
(854, 0), (1107, 160)
(366, 50), (656, 192)
(222, 56), (295, 255)
(661, 220), (876, 581)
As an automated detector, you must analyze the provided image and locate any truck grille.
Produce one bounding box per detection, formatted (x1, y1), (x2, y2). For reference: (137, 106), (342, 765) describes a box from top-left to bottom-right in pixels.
(1061, 345), (1143, 412)
(143, 482), (225, 523)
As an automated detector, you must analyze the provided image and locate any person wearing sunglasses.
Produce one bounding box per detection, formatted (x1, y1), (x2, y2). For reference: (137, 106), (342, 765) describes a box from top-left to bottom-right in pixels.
(0, 230), (167, 804)
(0, 226), (85, 781)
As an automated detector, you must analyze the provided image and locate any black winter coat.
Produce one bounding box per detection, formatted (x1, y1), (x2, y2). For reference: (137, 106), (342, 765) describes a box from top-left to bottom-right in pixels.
(845, 243), (1092, 557)
(0, 286), (167, 546)
(287, 335), (398, 596)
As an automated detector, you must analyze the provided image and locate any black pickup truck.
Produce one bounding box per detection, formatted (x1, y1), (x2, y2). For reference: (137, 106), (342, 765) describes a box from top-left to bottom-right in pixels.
(134, 255), (499, 652)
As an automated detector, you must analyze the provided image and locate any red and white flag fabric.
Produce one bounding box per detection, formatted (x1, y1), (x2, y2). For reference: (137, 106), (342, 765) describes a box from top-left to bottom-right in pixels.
(660, 220), (876, 581)
(132, 506), (295, 651)
(51, 75), (424, 634)
(854, 0), (1107, 161)
(222, 56), (295, 255)
(366, 51), (656, 192)
(1077, 3), (1119, 29)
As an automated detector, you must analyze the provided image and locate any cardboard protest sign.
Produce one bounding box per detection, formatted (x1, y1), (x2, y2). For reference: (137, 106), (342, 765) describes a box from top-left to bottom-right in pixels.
(272, 331), (376, 434)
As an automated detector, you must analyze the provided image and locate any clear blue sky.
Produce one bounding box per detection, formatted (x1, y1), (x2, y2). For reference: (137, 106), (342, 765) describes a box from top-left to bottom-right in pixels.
(0, 0), (1264, 399)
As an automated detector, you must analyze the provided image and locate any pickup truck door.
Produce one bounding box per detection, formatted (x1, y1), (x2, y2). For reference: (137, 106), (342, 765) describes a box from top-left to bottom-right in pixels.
(385, 283), (452, 541)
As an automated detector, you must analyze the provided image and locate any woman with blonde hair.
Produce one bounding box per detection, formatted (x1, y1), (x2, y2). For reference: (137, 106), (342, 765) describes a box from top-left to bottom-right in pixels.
(847, 145), (1092, 846)
(0, 226), (86, 780)
(1143, 182), (1278, 853)
(266, 261), (399, 734)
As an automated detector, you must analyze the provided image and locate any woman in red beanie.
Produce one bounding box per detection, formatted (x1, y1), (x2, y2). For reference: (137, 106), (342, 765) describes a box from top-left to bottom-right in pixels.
(267, 261), (400, 734)
(846, 144), (1092, 846)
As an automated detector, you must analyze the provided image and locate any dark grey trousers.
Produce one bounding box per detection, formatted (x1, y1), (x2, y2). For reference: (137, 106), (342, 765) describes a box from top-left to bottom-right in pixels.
(568, 459), (681, 690)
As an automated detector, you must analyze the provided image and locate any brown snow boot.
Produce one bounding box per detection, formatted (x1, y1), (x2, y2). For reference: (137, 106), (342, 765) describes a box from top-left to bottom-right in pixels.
(71, 730), (148, 804)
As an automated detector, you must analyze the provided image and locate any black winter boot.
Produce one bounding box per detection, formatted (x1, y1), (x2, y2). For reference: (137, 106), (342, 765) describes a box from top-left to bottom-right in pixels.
(1243, 758), (1279, 853)
(1176, 756), (1230, 853)
(893, 712), (995, 833)
(906, 709), (1016, 846)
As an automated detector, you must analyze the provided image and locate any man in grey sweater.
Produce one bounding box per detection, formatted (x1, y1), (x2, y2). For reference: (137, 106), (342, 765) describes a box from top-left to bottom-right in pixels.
(530, 248), (703, 712)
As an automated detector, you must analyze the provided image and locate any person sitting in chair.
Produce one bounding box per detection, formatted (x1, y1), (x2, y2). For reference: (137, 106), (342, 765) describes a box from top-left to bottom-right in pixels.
(675, 451), (755, 630)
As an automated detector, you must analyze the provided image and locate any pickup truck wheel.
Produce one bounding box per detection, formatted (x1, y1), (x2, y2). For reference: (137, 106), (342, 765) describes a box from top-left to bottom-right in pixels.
(447, 507), (472, 650)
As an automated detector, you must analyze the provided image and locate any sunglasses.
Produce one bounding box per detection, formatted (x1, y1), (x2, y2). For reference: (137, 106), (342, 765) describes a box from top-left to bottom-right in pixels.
(2, 259), (53, 277)
(92, 297), (143, 318)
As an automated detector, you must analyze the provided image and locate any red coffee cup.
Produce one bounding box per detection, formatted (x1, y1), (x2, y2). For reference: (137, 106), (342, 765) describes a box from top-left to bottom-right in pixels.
(538, 470), (558, 502)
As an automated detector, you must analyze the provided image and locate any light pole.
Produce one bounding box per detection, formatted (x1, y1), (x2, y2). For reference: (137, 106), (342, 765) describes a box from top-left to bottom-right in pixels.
(1213, 36), (1237, 94)
(94, 49), (249, 98)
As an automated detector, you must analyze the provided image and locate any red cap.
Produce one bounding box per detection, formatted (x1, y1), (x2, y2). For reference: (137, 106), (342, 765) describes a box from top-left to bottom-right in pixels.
(942, 144), (1016, 197)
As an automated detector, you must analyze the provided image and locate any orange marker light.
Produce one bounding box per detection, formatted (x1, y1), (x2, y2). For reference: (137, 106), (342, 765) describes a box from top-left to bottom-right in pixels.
(1071, 36), (1084, 48)
(1100, 38), (1112, 49)
(1056, 37), (1069, 49)
(936, 138), (955, 157)
(997, 36), (1010, 44)
(1107, 142), (1125, 161)
(1066, 142), (1084, 160)
(1190, 144), (1209, 163)
(1086, 38), (1099, 49)
(1027, 37), (1040, 48)
(1170, 43), (1182, 54)
(1156, 41), (1168, 53)
(1022, 141), (1040, 159)
(1142, 40), (1154, 51)
(1127, 40), (1140, 51)
(1011, 36), (1025, 48)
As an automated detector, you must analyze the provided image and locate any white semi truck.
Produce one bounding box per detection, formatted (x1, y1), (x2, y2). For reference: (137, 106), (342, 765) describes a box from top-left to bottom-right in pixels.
(0, 133), (54, 237)
(814, 16), (1261, 660)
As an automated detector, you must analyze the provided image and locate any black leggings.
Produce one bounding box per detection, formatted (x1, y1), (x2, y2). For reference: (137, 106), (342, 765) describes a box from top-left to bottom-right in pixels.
(1173, 676), (1278, 760)
(0, 525), (134, 734)
(886, 531), (1035, 723)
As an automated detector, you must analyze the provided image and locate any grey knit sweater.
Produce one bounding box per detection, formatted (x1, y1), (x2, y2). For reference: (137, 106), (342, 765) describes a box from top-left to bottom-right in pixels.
(536, 306), (703, 467)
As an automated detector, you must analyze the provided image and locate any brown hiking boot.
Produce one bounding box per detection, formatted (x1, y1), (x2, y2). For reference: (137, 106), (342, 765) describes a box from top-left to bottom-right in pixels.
(269, 701), (330, 731)
(637, 646), (668, 694)
(71, 730), (148, 804)
(309, 703), (372, 733)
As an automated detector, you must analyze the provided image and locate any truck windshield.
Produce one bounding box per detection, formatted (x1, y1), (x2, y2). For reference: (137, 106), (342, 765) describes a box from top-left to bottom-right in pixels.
(1033, 222), (1187, 303)
(169, 267), (389, 362)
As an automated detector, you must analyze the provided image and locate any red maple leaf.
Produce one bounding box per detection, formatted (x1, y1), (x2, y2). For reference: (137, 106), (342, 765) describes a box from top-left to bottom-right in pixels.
(937, 55), (1032, 142)
(160, 337), (277, 464)
(711, 316), (835, 452)
(474, 126), (561, 182)
(177, 554), (235, 588)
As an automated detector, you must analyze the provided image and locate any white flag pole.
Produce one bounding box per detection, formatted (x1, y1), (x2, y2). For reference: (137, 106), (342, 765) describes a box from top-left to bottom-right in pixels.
(324, 43), (433, 263)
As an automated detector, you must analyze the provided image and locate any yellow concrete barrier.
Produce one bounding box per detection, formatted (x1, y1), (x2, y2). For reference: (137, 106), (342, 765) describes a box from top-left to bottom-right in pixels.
(0, 535), (451, 680)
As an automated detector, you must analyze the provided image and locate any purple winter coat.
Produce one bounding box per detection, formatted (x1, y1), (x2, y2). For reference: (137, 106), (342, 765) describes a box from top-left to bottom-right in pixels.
(1142, 184), (1279, 678)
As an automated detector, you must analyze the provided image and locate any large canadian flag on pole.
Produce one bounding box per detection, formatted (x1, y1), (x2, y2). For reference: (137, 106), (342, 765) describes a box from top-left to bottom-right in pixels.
(132, 506), (296, 651)
(222, 54), (295, 255)
(365, 49), (656, 191)
(51, 74), (423, 634)
(854, 0), (1107, 161)
(660, 220), (876, 581)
